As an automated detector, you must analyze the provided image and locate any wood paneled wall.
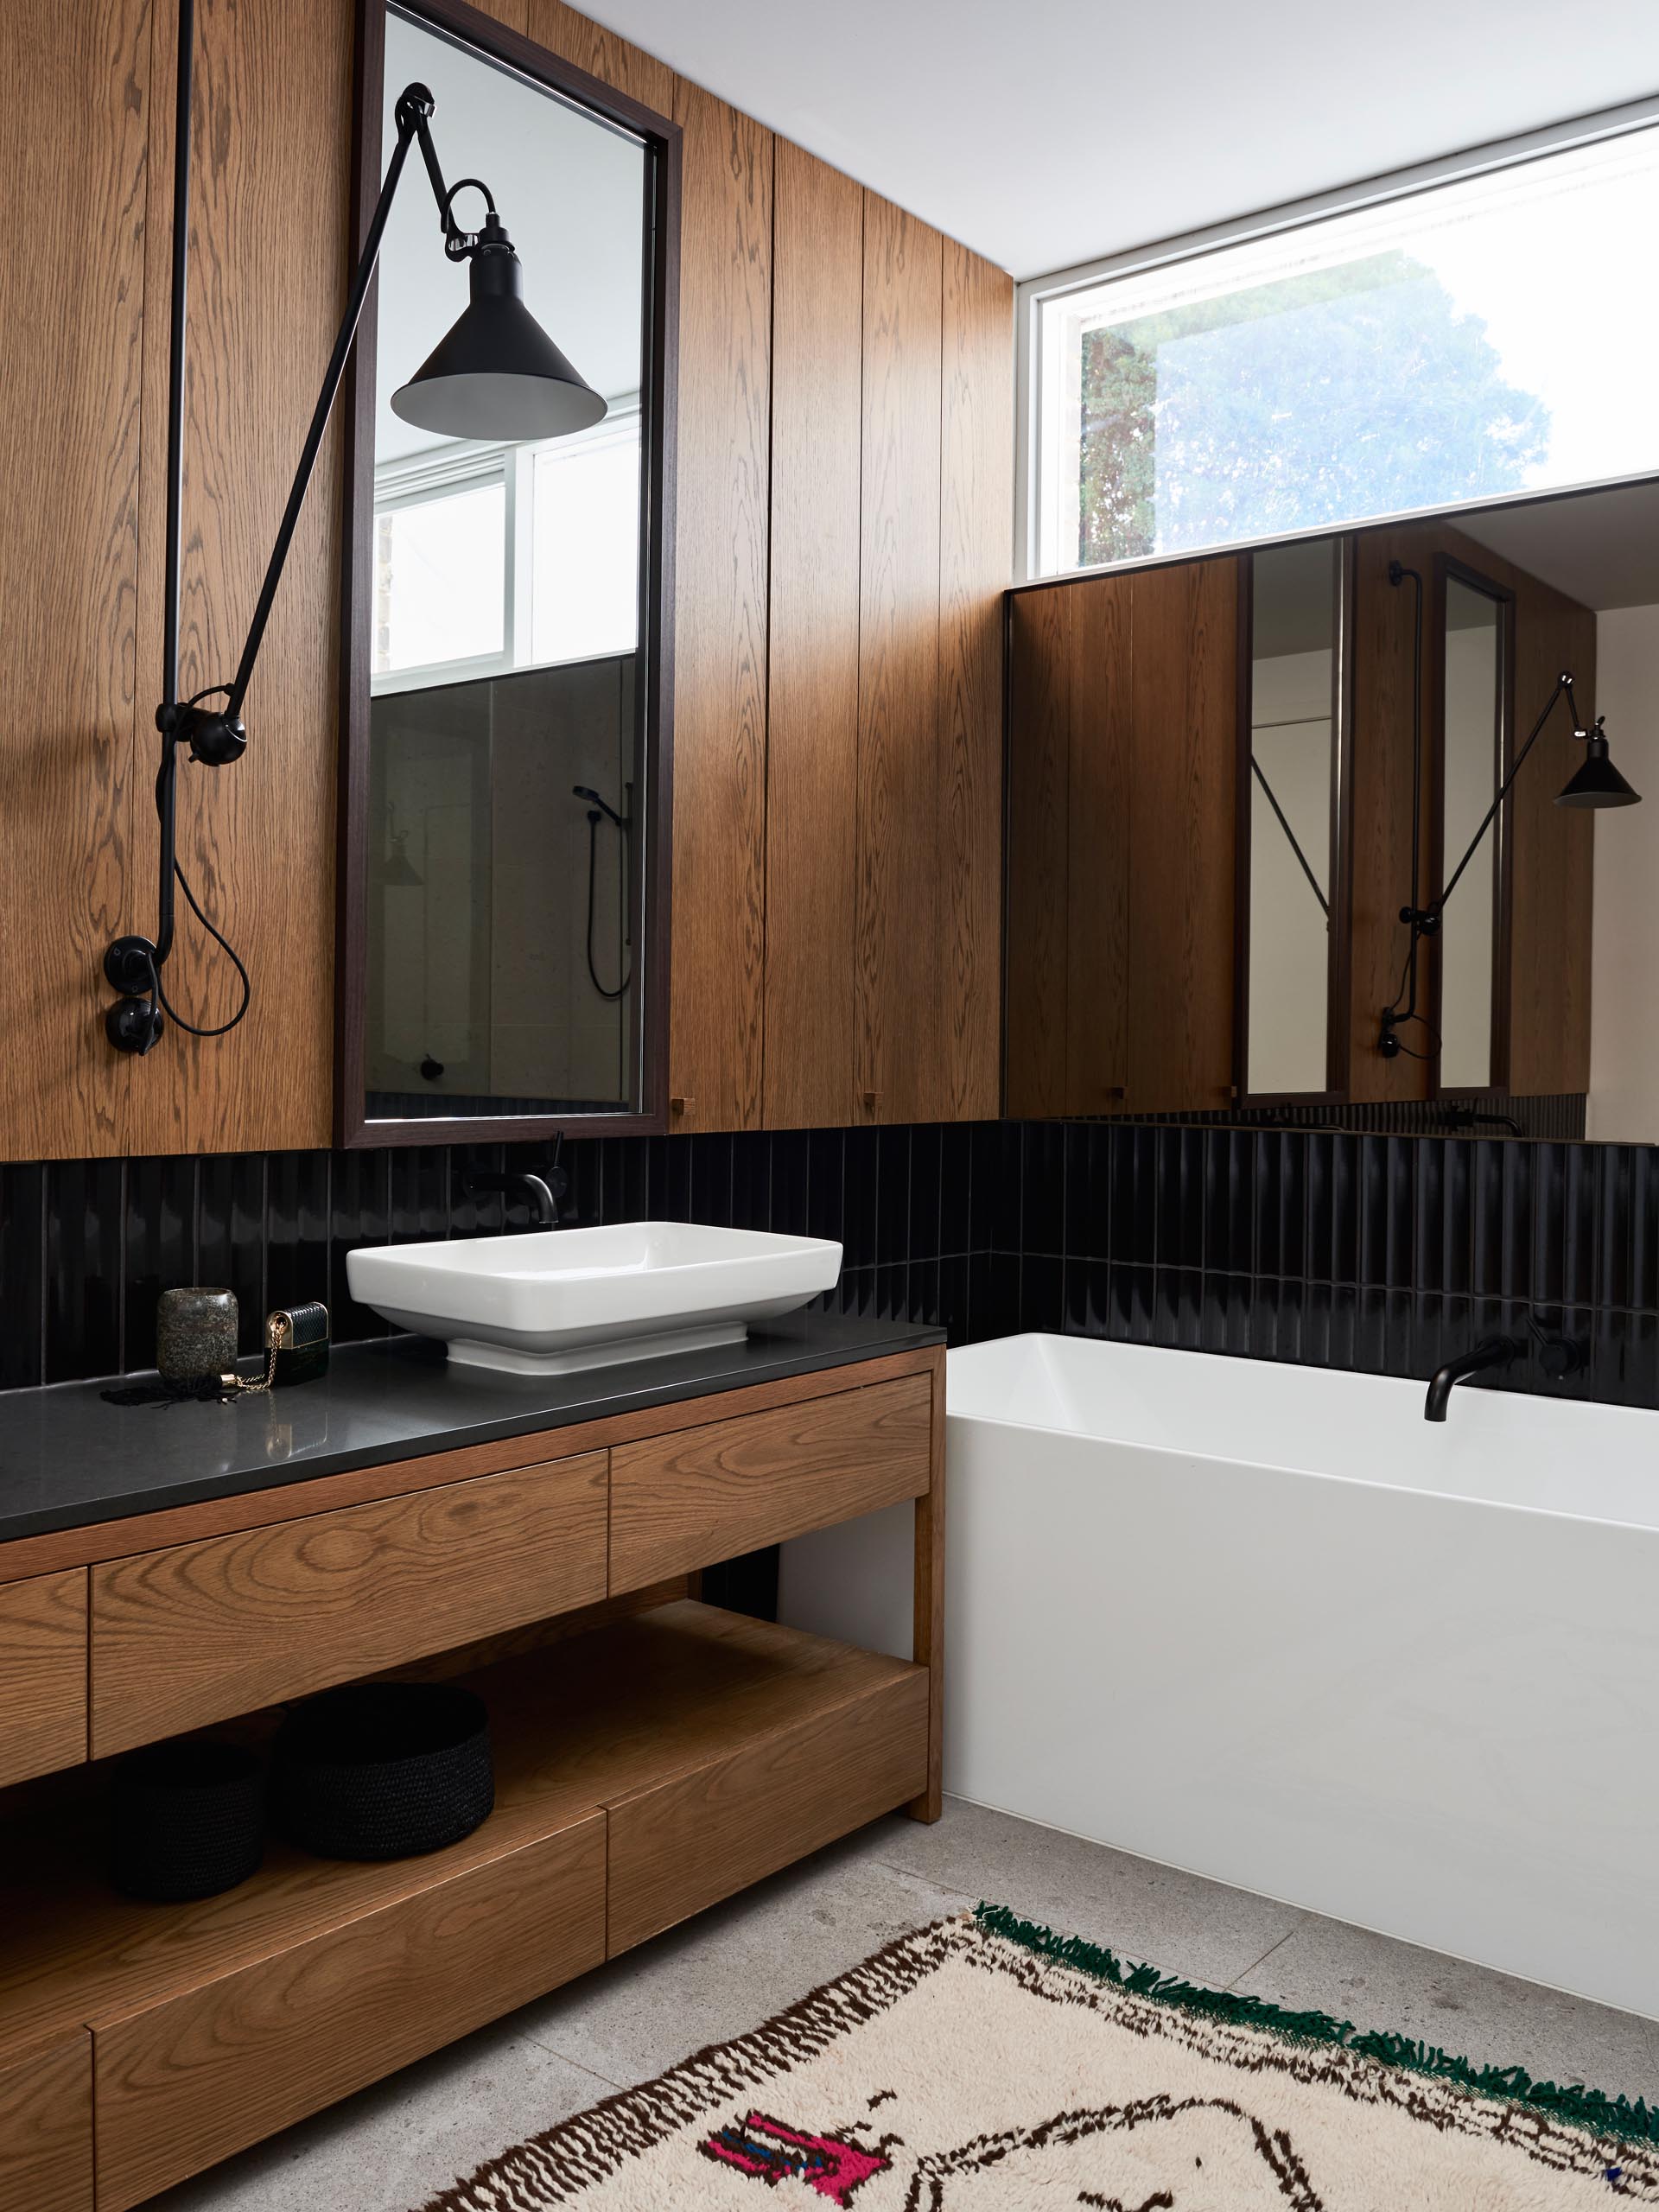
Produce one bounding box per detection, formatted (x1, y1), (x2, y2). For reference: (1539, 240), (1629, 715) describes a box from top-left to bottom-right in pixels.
(1, 0), (1012, 1161)
(763, 178), (1010, 1130)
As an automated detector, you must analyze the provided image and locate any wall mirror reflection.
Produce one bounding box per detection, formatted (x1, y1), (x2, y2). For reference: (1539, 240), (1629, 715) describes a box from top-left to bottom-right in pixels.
(1244, 539), (1344, 1100)
(1006, 474), (1657, 1138)
(1437, 569), (1509, 1093)
(338, 0), (676, 1145)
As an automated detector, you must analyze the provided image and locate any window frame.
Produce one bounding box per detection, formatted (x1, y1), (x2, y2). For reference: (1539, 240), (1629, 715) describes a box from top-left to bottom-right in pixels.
(1014, 91), (1659, 584)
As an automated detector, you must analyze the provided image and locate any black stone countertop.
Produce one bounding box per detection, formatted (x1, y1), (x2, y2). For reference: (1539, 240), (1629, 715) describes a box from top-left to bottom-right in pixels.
(0, 1313), (944, 1548)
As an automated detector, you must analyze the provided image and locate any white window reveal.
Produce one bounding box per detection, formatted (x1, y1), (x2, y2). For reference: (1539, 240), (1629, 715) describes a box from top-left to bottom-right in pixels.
(1023, 112), (1659, 578)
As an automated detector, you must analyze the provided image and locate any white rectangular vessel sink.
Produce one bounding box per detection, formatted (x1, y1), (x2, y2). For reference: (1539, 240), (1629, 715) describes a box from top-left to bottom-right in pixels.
(346, 1222), (842, 1376)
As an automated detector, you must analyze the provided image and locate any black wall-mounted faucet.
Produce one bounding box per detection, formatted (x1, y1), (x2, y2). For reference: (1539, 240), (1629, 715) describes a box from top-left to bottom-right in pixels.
(457, 1136), (569, 1228)
(1424, 1336), (1522, 1421)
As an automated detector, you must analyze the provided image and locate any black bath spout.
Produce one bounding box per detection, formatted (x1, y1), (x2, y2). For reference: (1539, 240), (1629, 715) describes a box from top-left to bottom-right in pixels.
(1424, 1336), (1522, 1421)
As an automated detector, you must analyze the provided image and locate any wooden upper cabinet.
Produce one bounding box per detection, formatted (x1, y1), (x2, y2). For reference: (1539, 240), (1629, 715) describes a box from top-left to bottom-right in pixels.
(855, 196), (946, 1127)
(667, 88), (773, 1134)
(1005, 562), (1236, 1120)
(762, 143), (864, 1130)
(847, 200), (1011, 1128)
(936, 238), (1013, 1122)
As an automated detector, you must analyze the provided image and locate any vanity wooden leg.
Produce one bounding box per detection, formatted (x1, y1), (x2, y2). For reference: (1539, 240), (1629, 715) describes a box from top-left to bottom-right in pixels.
(906, 1349), (945, 1822)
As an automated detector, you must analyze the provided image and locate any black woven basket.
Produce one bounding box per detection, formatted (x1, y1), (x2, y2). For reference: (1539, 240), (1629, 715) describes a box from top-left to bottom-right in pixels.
(111, 1738), (265, 1902)
(271, 1682), (493, 1861)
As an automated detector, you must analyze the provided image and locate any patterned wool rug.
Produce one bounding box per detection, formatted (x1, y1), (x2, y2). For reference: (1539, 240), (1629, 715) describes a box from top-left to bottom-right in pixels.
(422, 1907), (1659, 2209)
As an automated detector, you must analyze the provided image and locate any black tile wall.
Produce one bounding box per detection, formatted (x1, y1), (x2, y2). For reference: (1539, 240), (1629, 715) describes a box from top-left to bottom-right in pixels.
(0, 1124), (1001, 1391)
(4, 1120), (1657, 1412)
(1001, 1122), (1659, 1410)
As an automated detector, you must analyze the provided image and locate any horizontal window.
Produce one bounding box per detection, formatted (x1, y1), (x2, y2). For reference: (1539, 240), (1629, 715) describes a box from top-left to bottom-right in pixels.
(1027, 117), (1659, 577)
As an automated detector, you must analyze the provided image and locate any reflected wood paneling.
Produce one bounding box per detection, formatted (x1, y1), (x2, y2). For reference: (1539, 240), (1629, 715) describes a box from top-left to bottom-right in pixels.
(666, 85), (772, 1132)
(937, 240), (1012, 1121)
(1125, 559), (1237, 1113)
(762, 143), (863, 1128)
(1006, 588), (1072, 1116)
(1347, 525), (1440, 1103)
(1067, 575), (1132, 1111)
(856, 197), (944, 1125)
(0, 0), (149, 1161)
(1465, 536), (1595, 1096)
(1507, 594), (1594, 1094)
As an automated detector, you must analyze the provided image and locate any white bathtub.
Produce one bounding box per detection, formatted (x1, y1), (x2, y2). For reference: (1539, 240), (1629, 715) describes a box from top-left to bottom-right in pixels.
(779, 1332), (1659, 2018)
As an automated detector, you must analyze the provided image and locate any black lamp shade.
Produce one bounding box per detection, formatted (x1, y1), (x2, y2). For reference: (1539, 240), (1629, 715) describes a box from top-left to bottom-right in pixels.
(1557, 732), (1641, 808)
(391, 247), (606, 443)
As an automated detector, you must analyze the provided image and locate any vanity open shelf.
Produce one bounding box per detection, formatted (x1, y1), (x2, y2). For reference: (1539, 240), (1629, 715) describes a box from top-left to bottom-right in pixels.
(0, 1330), (944, 2212)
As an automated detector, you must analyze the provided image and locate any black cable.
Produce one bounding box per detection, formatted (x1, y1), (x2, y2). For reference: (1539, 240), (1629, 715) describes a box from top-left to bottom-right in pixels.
(1379, 562), (1435, 1056)
(145, 696), (253, 1038)
(583, 810), (632, 1001)
(152, 860), (251, 1037)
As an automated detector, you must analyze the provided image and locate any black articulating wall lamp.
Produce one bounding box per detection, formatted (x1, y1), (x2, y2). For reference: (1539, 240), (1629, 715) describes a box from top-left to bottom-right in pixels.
(1377, 559), (1640, 1062)
(105, 0), (605, 1054)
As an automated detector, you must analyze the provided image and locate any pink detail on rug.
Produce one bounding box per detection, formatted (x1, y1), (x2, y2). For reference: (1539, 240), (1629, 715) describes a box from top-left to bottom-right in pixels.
(698, 2110), (893, 2204)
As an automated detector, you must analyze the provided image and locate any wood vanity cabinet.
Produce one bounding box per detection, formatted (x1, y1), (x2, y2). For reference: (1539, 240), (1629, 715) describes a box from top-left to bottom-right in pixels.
(0, 1346), (943, 2212)
(0, 1571), (87, 1788)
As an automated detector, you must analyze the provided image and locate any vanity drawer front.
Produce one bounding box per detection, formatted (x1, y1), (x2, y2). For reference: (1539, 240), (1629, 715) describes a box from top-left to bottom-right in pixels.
(607, 1667), (930, 1953)
(92, 1815), (606, 2212)
(609, 1373), (933, 1590)
(90, 1454), (608, 1756)
(0, 1570), (87, 1786)
(0, 2031), (92, 2212)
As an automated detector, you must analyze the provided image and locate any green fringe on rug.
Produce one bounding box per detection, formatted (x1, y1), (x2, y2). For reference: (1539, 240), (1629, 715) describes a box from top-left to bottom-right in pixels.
(976, 1903), (1659, 2152)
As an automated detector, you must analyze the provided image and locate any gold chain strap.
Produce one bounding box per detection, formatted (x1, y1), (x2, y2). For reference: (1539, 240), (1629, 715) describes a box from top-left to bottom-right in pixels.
(222, 1312), (289, 1397)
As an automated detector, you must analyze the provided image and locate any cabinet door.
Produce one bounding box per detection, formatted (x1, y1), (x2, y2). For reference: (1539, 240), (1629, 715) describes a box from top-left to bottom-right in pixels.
(0, 2031), (92, 2212)
(611, 1375), (932, 1591)
(0, 1570), (86, 1787)
(762, 142), (863, 1130)
(92, 1820), (606, 2211)
(607, 1669), (928, 1953)
(91, 1454), (608, 1755)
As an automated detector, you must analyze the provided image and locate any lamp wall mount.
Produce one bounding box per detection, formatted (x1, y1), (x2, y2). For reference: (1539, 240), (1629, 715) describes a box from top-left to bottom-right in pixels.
(101, 0), (588, 1055)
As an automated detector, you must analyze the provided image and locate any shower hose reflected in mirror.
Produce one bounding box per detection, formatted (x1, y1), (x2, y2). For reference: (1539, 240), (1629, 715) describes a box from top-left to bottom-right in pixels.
(572, 785), (632, 1001)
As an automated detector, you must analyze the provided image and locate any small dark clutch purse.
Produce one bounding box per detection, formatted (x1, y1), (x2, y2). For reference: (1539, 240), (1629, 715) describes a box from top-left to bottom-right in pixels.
(269, 1301), (330, 1389)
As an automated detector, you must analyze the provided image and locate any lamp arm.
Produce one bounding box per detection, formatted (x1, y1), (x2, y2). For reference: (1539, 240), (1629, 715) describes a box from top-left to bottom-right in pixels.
(222, 90), (435, 721)
(1431, 670), (1579, 919)
(105, 65), (471, 1053)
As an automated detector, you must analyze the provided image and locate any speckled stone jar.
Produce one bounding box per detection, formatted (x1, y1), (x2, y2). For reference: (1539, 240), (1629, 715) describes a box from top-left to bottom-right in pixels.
(156, 1287), (238, 1384)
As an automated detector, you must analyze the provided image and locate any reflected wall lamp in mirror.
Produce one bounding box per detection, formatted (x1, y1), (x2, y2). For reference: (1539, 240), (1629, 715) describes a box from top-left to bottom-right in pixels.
(1378, 558), (1641, 1063)
(103, 0), (602, 1056)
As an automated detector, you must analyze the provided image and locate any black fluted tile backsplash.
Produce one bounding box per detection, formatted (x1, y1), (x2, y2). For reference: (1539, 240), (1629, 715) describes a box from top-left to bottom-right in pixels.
(3, 1120), (1657, 1410)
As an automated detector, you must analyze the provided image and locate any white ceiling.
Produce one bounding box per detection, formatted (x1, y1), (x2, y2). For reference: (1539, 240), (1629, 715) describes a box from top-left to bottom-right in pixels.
(1457, 480), (1659, 612)
(577, 0), (1659, 278)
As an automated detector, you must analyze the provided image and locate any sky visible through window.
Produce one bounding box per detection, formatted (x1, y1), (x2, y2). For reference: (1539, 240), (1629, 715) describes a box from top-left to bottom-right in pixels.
(1033, 125), (1659, 574)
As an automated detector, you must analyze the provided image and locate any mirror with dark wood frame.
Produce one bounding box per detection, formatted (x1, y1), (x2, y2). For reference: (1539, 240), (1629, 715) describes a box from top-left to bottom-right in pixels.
(336, 0), (677, 1147)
